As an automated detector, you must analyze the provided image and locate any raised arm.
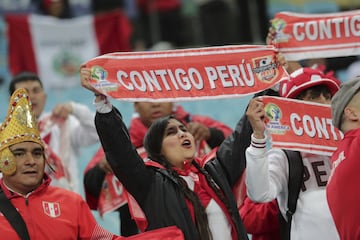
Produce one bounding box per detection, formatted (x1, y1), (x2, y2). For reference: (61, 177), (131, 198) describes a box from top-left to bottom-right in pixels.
(80, 67), (154, 202)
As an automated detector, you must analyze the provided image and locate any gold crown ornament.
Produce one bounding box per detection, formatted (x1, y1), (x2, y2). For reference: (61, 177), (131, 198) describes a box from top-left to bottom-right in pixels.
(0, 88), (44, 175)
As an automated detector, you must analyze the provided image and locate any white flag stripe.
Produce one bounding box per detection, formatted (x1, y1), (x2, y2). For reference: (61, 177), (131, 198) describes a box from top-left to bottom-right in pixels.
(30, 14), (99, 89)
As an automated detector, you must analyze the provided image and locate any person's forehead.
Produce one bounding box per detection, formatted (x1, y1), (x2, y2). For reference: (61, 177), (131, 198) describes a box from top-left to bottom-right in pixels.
(349, 89), (360, 104)
(354, 88), (360, 97)
(15, 80), (42, 88)
(135, 102), (152, 106)
(9, 141), (42, 150)
(167, 118), (182, 126)
(136, 101), (173, 106)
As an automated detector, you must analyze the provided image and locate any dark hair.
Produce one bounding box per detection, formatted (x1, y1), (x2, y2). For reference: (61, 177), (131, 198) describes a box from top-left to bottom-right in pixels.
(36, 0), (73, 19)
(296, 84), (332, 100)
(91, 0), (123, 14)
(143, 115), (172, 163)
(9, 72), (43, 96)
(144, 115), (243, 238)
(143, 116), (212, 239)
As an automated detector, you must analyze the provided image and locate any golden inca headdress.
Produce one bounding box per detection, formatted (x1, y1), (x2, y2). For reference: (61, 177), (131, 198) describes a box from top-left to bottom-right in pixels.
(0, 88), (44, 175)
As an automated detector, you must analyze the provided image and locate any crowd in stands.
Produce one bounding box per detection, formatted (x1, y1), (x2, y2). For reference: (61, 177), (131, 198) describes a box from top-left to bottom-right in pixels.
(0, 0), (359, 86)
(1, 0), (360, 239)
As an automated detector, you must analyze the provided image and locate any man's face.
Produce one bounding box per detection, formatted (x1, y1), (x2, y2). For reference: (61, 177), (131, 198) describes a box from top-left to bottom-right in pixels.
(3, 141), (45, 195)
(301, 92), (331, 104)
(344, 90), (360, 127)
(298, 87), (332, 105)
(14, 80), (47, 118)
(134, 102), (174, 127)
(47, 1), (65, 18)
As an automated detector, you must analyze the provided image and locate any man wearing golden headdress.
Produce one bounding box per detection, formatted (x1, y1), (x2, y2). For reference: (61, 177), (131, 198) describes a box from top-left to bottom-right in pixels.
(9, 72), (100, 193)
(0, 88), (120, 239)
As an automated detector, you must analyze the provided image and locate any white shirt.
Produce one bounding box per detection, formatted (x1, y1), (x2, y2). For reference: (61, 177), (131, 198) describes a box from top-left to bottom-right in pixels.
(39, 102), (99, 193)
(245, 134), (339, 240)
(181, 175), (232, 240)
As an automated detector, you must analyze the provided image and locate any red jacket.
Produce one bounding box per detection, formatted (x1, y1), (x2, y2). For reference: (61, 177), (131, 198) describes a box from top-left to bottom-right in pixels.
(240, 197), (281, 240)
(237, 175), (281, 240)
(327, 127), (360, 240)
(0, 174), (118, 240)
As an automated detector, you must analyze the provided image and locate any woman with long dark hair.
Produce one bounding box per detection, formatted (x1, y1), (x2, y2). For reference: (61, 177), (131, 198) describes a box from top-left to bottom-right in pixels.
(80, 67), (249, 240)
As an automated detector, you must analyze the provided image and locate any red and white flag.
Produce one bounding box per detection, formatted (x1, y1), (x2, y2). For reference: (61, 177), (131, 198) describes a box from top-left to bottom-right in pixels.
(271, 9), (360, 60)
(5, 10), (132, 89)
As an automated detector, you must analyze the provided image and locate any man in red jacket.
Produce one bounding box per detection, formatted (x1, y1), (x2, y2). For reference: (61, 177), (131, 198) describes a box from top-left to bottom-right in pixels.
(0, 88), (119, 240)
(327, 77), (360, 240)
(84, 101), (233, 236)
(0, 89), (185, 240)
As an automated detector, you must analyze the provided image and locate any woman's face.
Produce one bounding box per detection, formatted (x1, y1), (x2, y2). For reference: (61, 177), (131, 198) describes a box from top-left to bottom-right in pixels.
(160, 119), (196, 169)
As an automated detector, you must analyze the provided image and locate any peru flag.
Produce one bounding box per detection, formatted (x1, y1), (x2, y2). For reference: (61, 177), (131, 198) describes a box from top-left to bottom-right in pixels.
(5, 10), (131, 89)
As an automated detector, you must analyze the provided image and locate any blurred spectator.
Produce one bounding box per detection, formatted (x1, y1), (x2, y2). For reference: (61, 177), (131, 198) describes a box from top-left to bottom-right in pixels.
(5, 0), (132, 90)
(84, 148), (139, 237)
(91, 0), (124, 14)
(9, 72), (100, 193)
(134, 0), (189, 50)
(303, 57), (358, 76)
(195, 0), (238, 46)
(301, 56), (358, 83)
(33, 0), (73, 18)
(345, 57), (360, 80)
(236, 0), (268, 43)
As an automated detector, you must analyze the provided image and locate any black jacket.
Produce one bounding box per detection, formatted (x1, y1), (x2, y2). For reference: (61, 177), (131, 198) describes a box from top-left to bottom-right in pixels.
(95, 107), (248, 240)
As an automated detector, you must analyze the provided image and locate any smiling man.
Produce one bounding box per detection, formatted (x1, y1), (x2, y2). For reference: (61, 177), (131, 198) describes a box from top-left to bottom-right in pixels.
(9, 72), (100, 193)
(0, 88), (119, 240)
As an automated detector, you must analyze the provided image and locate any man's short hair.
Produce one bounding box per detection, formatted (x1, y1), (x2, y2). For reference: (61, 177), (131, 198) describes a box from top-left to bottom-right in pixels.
(9, 72), (42, 95)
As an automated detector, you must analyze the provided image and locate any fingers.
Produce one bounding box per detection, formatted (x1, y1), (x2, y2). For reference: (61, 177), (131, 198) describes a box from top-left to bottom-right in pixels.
(187, 122), (210, 142)
(80, 67), (91, 88)
(99, 158), (113, 173)
(246, 98), (266, 138)
(248, 98), (264, 111)
(51, 103), (73, 121)
(266, 26), (276, 45)
(80, 67), (102, 95)
(276, 53), (288, 69)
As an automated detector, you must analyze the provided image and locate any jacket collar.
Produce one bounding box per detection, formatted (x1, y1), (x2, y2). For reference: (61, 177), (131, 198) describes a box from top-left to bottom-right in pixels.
(0, 173), (52, 199)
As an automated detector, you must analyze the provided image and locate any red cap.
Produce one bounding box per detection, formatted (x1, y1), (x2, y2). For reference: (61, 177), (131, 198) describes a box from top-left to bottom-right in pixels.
(279, 67), (341, 99)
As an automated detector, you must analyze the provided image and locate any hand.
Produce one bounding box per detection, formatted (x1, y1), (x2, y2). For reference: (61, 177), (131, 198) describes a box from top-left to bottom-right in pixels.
(276, 52), (289, 70)
(51, 102), (73, 122)
(186, 122), (211, 142)
(80, 66), (102, 95)
(246, 98), (266, 139)
(275, 48), (301, 74)
(268, 24), (301, 74)
(266, 24), (277, 45)
(98, 157), (113, 173)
